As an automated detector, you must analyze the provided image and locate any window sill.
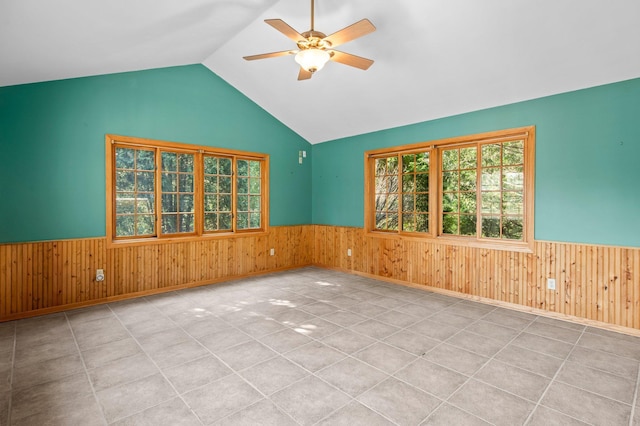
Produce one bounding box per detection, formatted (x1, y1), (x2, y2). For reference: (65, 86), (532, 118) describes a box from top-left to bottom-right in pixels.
(106, 229), (269, 249)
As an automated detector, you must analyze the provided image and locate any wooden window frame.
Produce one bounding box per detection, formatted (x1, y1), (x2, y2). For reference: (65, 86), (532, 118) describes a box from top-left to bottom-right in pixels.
(106, 135), (269, 247)
(364, 126), (535, 252)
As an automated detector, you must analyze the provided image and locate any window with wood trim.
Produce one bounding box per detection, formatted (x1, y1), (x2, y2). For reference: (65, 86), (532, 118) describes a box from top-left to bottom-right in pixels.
(365, 127), (535, 251)
(107, 135), (269, 244)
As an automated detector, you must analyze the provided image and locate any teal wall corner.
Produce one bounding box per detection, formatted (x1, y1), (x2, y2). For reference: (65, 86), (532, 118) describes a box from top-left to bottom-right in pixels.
(311, 77), (640, 248)
(0, 65), (312, 243)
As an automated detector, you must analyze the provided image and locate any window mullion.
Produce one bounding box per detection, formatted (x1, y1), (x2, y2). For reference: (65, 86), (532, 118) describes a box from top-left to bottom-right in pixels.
(232, 157), (237, 233)
(397, 154), (402, 233)
(155, 147), (162, 237)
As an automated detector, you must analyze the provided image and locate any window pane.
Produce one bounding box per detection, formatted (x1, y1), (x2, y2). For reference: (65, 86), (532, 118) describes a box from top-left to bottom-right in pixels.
(162, 194), (177, 213)
(481, 168), (500, 191)
(481, 216), (500, 238)
(237, 195), (249, 211)
(237, 178), (248, 194)
(415, 173), (429, 192)
(442, 214), (459, 235)
(502, 191), (523, 215)
(459, 170), (476, 191)
(204, 157), (217, 174)
(136, 194), (154, 213)
(162, 173), (176, 192)
(481, 192), (500, 214)
(460, 147), (477, 169)
(415, 194), (429, 213)
(219, 177), (231, 193)
(460, 215), (477, 236)
(482, 144), (501, 167)
(459, 192), (476, 214)
(136, 171), (154, 192)
(219, 158), (232, 175)
(204, 213), (218, 231)
(179, 214), (194, 232)
(115, 148), (135, 169)
(402, 194), (414, 212)
(116, 171), (135, 191)
(250, 196), (261, 211)
(178, 174), (193, 193)
(204, 195), (217, 212)
(385, 213), (398, 230)
(249, 179), (260, 195)
(503, 140), (524, 165)
(237, 160), (249, 177)
(503, 166), (523, 190)
(402, 214), (416, 231)
(442, 150), (458, 171)
(115, 216), (134, 237)
(204, 176), (217, 193)
(502, 217), (523, 240)
(402, 154), (415, 173)
(161, 214), (177, 234)
(416, 214), (429, 233)
(116, 194), (135, 214)
(249, 161), (260, 177)
(178, 154), (194, 173)
(219, 213), (232, 230)
(219, 195), (232, 211)
(442, 193), (458, 213)
(180, 194), (194, 213)
(442, 172), (459, 192)
(249, 213), (261, 228)
(237, 212), (249, 229)
(162, 152), (177, 172)
(136, 215), (154, 235)
(386, 157), (398, 174)
(137, 150), (155, 170)
(402, 174), (414, 192)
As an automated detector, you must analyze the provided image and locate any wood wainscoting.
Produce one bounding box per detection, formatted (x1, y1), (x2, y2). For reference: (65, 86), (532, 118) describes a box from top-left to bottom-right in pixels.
(0, 226), (312, 321)
(312, 225), (640, 331)
(3, 224), (640, 332)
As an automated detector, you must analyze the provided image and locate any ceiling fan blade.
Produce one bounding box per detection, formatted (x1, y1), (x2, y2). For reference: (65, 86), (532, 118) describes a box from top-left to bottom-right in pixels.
(298, 67), (313, 81)
(329, 50), (374, 70)
(323, 19), (376, 48)
(265, 19), (306, 43)
(243, 50), (297, 61)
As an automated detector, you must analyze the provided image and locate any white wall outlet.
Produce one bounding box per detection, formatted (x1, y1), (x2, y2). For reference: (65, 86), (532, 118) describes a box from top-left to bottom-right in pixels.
(302, 151), (307, 158)
(347, 248), (352, 257)
(270, 248), (275, 256)
(96, 269), (105, 282)
(547, 278), (556, 290)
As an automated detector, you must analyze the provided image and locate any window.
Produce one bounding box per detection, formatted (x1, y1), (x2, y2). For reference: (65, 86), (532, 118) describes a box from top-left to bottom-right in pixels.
(106, 135), (269, 244)
(365, 127), (534, 251)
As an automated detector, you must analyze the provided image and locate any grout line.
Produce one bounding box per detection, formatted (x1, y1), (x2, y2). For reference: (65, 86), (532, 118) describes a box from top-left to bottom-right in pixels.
(628, 363), (640, 426)
(105, 304), (206, 425)
(5, 321), (17, 426)
(521, 326), (589, 425)
(64, 312), (109, 426)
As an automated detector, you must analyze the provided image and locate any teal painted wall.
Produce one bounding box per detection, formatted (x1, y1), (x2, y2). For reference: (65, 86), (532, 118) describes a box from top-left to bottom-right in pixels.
(0, 65), (312, 243)
(312, 78), (640, 247)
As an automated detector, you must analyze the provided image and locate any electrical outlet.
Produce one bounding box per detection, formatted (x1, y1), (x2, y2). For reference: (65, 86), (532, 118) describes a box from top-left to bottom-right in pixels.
(270, 248), (275, 256)
(96, 269), (105, 282)
(347, 248), (352, 257)
(547, 278), (556, 290)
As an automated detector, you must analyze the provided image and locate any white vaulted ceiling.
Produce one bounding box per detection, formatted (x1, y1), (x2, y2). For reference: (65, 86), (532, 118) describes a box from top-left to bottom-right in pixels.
(2, 0), (640, 144)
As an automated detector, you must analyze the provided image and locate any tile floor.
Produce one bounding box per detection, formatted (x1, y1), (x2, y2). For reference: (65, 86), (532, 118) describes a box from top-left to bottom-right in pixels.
(2, 267), (640, 425)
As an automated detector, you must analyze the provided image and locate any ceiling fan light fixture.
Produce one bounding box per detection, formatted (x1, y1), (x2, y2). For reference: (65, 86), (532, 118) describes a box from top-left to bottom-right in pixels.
(295, 48), (330, 73)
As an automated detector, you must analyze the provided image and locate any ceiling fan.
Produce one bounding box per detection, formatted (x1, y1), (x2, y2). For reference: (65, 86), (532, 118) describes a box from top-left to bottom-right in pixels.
(243, 0), (376, 80)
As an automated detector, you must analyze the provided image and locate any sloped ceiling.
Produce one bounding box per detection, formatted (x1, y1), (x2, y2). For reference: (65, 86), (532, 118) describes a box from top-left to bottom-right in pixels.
(2, 0), (640, 144)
